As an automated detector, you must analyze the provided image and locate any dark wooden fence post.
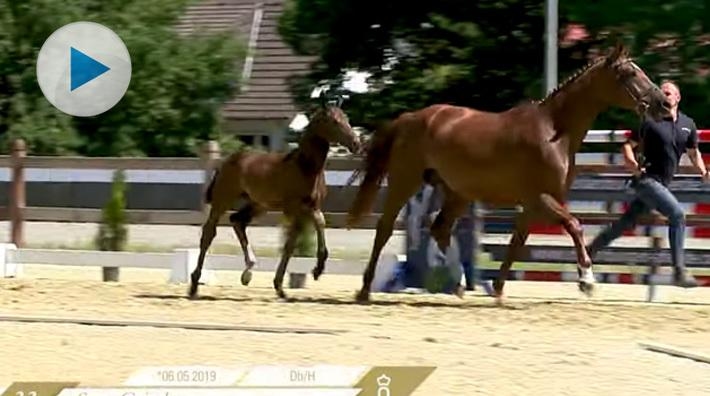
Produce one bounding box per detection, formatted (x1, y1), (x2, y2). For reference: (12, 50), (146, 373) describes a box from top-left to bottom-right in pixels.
(10, 139), (26, 248)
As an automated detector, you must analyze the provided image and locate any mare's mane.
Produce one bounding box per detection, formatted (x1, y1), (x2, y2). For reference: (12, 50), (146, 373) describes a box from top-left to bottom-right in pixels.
(536, 54), (622, 142)
(536, 56), (606, 106)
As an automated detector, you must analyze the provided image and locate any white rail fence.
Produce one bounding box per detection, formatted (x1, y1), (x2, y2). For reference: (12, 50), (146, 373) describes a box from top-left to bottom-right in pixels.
(0, 243), (374, 288)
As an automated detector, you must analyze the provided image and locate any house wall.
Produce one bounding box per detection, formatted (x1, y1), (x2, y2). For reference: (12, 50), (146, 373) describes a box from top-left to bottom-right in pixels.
(224, 118), (290, 151)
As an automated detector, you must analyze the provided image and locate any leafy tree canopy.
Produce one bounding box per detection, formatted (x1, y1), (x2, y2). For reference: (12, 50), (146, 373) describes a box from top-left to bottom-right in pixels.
(0, 0), (246, 156)
(280, 0), (710, 131)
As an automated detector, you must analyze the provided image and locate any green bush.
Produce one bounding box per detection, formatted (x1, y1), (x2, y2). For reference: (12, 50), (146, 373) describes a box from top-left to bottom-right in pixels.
(95, 169), (128, 251)
(281, 216), (316, 257)
(424, 266), (452, 293)
(295, 221), (316, 257)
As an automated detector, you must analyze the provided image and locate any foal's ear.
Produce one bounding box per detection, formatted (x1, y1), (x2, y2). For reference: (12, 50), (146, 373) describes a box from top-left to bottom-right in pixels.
(303, 102), (320, 117)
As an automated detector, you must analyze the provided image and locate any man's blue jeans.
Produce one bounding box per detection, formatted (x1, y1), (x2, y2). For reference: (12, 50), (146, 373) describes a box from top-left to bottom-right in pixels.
(587, 176), (687, 272)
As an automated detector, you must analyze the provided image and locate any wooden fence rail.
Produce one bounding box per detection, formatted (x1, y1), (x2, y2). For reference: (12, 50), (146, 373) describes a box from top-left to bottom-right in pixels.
(3, 137), (710, 247)
(0, 138), (380, 248)
(3, 133), (710, 300)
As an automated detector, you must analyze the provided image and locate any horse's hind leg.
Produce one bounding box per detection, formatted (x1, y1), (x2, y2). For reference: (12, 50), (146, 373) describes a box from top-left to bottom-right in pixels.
(356, 164), (424, 302)
(189, 203), (228, 299)
(537, 193), (596, 296)
(429, 186), (469, 297)
(311, 209), (328, 281)
(493, 211), (531, 302)
(229, 202), (265, 286)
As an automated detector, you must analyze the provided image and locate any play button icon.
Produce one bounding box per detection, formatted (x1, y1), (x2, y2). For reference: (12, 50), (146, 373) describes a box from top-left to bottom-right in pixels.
(37, 21), (131, 117)
(71, 47), (110, 91)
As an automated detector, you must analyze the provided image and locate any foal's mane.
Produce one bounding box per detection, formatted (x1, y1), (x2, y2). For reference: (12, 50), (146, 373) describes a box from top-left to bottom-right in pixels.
(281, 107), (331, 166)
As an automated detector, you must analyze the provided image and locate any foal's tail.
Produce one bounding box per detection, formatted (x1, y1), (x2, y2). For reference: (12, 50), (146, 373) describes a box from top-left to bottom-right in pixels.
(204, 167), (219, 204)
(346, 120), (399, 228)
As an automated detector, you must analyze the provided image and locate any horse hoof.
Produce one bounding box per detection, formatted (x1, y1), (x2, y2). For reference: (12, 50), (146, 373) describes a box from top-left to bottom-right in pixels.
(355, 290), (370, 303)
(494, 295), (505, 307)
(276, 289), (288, 300)
(578, 281), (595, 297)
(312, 266), (324, 281)
(187, 283), (199, 300)
(240, 269), (253, 286)
(481, 280), (496, 297)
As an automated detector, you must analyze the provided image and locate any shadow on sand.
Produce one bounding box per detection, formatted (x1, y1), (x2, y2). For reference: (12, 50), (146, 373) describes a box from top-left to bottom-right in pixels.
(133, 290), (710, 309)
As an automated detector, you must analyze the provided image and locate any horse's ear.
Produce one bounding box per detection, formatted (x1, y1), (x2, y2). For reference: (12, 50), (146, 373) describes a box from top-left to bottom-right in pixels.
(303, 101), (319, 116)
(319, 92), (328, 108)
(607, 41), (629, 63)
(310, 86), (329, 109)
(336, 94), (349, 108)
(618, 42), (630, 58)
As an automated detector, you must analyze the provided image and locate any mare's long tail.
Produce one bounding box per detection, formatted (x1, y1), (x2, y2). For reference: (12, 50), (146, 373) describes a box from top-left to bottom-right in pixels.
(346, 120), (400, 228)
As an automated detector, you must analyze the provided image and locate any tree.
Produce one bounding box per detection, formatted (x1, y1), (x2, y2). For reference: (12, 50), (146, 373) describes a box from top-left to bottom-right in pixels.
(0, 0), (246, 156)
(95, 169), (128, 252)
(280, 0), (710, 131)
(95, 168), (128, 281)
(279, 0), (592, 128)
(564, 0), (710, 129)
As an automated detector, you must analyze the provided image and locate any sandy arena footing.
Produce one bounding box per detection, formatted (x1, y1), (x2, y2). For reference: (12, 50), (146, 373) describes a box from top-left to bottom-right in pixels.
(1, 266), (709, 395)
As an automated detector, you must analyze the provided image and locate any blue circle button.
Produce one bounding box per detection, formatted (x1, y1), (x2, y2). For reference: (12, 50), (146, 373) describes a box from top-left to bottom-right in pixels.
(36, 21), (132, 117)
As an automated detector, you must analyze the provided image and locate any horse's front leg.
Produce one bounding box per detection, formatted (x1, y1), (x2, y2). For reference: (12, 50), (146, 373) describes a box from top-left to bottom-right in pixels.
(273, 214), (306, 300)
(311, 209), (329, 281)
(538, 193), (596, 296)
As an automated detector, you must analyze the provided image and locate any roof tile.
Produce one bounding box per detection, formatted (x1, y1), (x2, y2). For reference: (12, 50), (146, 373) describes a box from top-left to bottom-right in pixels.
(177, 0), (316, 121)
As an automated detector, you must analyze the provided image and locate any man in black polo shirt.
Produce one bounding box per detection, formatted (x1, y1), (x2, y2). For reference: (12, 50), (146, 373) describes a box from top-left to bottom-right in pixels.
(587, 80), (710, 288)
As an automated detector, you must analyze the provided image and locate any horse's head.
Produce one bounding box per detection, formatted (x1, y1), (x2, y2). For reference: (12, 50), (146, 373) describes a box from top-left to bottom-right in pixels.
(595, 42), (670, 121)
(308, 96), (361, 154)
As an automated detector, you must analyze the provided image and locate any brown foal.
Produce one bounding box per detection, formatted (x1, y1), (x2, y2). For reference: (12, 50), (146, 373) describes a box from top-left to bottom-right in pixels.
(189, 101), (360, 300)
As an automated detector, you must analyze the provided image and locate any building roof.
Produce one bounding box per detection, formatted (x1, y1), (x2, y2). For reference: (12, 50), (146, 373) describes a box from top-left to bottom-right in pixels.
(175, 0), (316, 121)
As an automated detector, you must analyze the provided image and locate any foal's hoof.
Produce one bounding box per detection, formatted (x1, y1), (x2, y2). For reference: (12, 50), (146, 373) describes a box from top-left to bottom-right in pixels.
(355, 289), (370, 303)
(578, 281), (596, 297)
(187, 282), (199, 300)
(312, 266), (324, 281)
(275, 288), (288, 300)
(240, 269), (253, 286)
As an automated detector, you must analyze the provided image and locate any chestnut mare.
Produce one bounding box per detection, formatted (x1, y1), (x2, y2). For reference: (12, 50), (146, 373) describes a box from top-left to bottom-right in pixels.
(189, 100), (360, 300)
(347, 44), (670, 303)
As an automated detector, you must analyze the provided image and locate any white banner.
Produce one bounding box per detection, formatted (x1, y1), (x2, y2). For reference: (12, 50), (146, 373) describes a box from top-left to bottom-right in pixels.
(57, 388), (360, 396)
(122, 365), (246, 387)
(236, 365), (370, 387)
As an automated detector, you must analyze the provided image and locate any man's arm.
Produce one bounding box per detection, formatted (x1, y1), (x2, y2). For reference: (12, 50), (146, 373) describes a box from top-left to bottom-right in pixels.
(685, 123), (709, 179)
(623, 122), (644, 174)
(687, 148), (708, 175)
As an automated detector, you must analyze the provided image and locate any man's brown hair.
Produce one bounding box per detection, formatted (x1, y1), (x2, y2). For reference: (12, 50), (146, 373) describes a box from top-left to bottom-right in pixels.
(660, 79), (680, 91)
